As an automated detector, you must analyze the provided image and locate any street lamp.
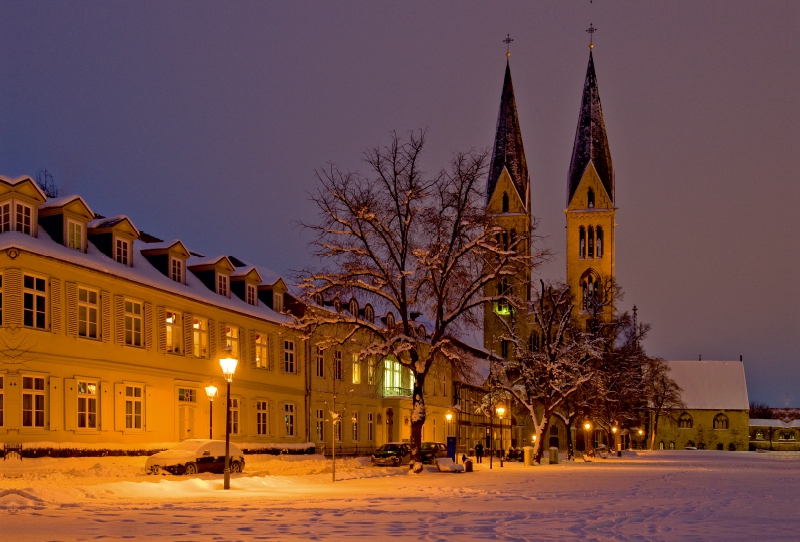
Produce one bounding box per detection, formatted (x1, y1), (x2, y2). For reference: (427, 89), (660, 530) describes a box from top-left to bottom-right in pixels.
(612, 425), (620, 456)
(584, 421), (592, 455)
(496, 406), (505, 467)
(445, 412), (454, 461)
(220, 348), (238, 490)
(204, 385), (218, 439)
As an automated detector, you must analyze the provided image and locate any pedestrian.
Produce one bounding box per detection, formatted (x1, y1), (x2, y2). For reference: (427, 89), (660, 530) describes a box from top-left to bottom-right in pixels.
(475, 442), (484, 464)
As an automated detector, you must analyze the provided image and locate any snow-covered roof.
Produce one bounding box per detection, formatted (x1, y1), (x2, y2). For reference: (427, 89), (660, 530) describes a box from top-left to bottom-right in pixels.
(0, 230), (291, 325)
(665, 360), (749, 410)
(40, 194), (94, 216)
(140, 239), (189, 255)
(749, 419), (800, 428)
(88, 214), (138, 233)
(187, 255), (234, 269)
(0, 175), (47, 199)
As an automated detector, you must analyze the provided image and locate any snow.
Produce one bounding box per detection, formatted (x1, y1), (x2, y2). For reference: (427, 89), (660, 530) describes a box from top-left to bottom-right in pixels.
(666, 360), (750, 410)
(39, 194), (93, 215)
(87, 214), (138, 232)
(2, 451), (799, 539)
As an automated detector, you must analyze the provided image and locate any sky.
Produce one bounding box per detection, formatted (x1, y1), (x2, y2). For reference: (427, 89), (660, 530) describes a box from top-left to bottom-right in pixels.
(0, 2), (797, 405)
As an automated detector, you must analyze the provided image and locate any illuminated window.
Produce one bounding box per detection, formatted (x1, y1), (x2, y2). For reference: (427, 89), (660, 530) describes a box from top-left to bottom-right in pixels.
(255, 333), (268, 369)
(68, 220), (83, 251)
(225, 325), (239, 359)
(178, 388), (196, 402)
(165, 311), (182, 354)
(78, 287), (99, 339)
(284, 340), (295, 373)
(352, 354), (361, 384)
(192, 317), (208, 358)
(124, 300), (142, 347)
(125, 386), (143, 429)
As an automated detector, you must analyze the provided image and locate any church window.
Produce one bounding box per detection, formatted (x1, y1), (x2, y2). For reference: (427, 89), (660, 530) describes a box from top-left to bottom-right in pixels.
(581, 276), (598, 311)
(587, 226), (594, 258)
(713, 413), (729, 430)
(678, 412), (693, 429)
(385, 312), (395, 329)
(587, 188), (595, 208)
(501, 192), (509, 213)
(349, 298), (358, 317)
(510, 229), (516, 252)
(529, 332), (539, 352)
(364, 304), (374, 323)
(579, 227), (586, 259)
(500, 340), (509, 359)
(596, 227), (603, 259)
(669, 441), (675, 450)
(496, 278), (511, 315)
(502, 231), (508, 251)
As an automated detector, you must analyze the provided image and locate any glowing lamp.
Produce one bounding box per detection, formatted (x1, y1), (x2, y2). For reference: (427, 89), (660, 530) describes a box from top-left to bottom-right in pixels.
(220, 352), (238, 382)
(496, 406), (505, 418)
(584, 422), (591, 431)
(205, 385), (218, 401)
(638, 429), (644, 436)
(532, 435), (536, 442)
(445, 413), (453, 423)
(612, 426), (618, 434)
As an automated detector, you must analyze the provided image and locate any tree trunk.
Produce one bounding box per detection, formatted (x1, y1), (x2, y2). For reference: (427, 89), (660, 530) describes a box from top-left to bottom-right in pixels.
(409, 375), (426, 464)
(650, 410), (660, 451)
(565, 418), (574, 460)
(534, 415), (551, 464)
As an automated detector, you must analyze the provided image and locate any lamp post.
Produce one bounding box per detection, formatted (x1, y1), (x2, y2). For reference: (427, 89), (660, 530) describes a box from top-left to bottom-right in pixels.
(445, 412), (454, 461)
(489, 405), (494, 470)
(204, 385), (218, 439)
(496, 406), (505, 467)
(612, 425), (619, 456)
(220, 349), (238, 490)
(584, 421), (592, 456)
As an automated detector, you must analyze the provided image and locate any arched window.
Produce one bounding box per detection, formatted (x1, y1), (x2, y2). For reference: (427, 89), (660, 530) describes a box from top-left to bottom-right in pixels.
(587, 226), (594, 258)
(581, 274), (599, 310)
(550, 425), (559, 436)
(496, 278), (511, 315)
(333, 297), (341, 312)
(502, 231), (509, 251)
(579, 227), (586, 259)
(659, 441), (665, 450)
(529, 332), (539, 352)
(669, 441), (675, 450)
(313, 293), (323, 306)
(385, 312), (395, 329)
(713, 413), (729, 430)
(418, 325), (426, 339)
(678, 412), (693, 429)
(501, 192), (509, 213)
(595, 226), (603, 259)
(349, 298), (358, 317)
(500, 340), (509, 359)
(587, 188), (595, 208)
(364, 304), (374, 323)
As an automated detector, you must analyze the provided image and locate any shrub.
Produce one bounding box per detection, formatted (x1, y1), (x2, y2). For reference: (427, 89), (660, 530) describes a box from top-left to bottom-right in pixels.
(241, 445), (315, 456)
(717, 443), (724, 450)
(728, 443), (736, 451)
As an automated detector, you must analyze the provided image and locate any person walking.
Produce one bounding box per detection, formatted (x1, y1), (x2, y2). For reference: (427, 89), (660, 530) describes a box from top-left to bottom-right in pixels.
(475, 442), (484, 464)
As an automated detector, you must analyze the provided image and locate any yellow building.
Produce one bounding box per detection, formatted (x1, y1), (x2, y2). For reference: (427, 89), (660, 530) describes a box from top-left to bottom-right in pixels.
(0, 175), (454, 452)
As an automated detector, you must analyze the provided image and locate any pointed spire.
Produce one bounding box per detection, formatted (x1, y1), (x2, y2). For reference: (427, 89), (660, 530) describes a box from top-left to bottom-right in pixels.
(567, 51), (613, 205)
(487, 60), (529, 210)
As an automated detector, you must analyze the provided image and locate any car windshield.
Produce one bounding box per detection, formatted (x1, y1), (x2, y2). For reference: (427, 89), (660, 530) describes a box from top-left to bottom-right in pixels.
(171, 440), (207, 452)
(421, 443), (433, 450)
(378, 444), (403, 452)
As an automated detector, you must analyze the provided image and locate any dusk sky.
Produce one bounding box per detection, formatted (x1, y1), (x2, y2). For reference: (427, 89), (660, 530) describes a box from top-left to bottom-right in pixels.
(0, 2), (797, 405)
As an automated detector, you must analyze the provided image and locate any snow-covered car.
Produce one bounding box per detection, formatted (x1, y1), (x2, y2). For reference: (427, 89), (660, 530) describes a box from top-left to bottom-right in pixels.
(145, 439), (245, 475)
(420, 442), (448, 464)
(372, 442), (411, 466)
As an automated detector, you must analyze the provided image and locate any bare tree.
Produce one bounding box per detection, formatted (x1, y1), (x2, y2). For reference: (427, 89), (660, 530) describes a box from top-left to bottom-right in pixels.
(36, 169), (58, 199)
(644, 358), (685, 450)
(295, 130), (539, 465)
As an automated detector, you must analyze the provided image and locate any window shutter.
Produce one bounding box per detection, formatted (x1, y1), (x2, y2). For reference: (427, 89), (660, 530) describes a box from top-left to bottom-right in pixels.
(49, 377), (62, 431)
(114, 383), (125, 431)
(4, 268), (21, 326)
(276, 336), (284, 373)
(208, 318), (216, 359)
(296, 340), (303, 375)
(64, 378), (77, 431)
(65, 282), (78, 336)
(156, 306), (166, 353)
(144, 303), (153, 350)
(115, 295), (125, 344)
(183, 312), (194, 358)
(50, 278), (62, 333)
(100, 381), (112, 431)
(238, 398), (247, 437)
(249, 329), (257, 369)
(145, 385), (154, 432)
(268, 335), (275, 371)
(101, 291), (111, 342)
(219, 322), (227, 354)
(249, 400), (258, 437)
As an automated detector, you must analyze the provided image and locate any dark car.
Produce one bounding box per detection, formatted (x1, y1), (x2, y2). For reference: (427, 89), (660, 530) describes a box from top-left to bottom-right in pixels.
(145, 439), (245, 475)
(372, 442), (411, 466)
(420, 442), (448, 464)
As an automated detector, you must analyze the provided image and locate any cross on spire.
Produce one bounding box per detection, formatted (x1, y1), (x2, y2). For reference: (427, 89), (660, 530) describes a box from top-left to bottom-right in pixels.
(503, 34), (514, 58)
(586, 23), (597, 50)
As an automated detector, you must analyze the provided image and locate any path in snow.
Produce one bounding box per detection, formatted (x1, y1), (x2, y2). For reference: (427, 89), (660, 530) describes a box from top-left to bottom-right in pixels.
(1, 451), (798, 541)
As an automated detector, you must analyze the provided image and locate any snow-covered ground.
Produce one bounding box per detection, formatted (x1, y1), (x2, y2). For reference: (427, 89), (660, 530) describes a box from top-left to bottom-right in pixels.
(2, 451), (799, 540)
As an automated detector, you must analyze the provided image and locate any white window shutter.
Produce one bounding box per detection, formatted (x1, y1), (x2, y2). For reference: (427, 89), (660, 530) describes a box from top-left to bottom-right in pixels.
(249, 329), (257, 369)
(50, 278), (62, 334)
(114, 295), (125, 344)
(114, 383), (125, 431)
(145, 385), (154, 432)
(4, 268), (21, 326)
(65, 282), (78, 336)
(156, 306), (166, 353)
(208, 319), (217, 359)
(144, 303), (153, 350)
(49, 377), (62, 431)
(100, 381), (112, 431)
(64, 378), (77, 431)
(100, 291), (111, 342)
(183, 312), (194, 358)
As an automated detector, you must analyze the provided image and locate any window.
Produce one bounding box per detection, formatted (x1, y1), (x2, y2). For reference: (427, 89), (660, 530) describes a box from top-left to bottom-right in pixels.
(78, 287), (99, 339)
(364, 304), (374, 323)
(230, 398), (240, 434)
(352, 411), (359, 441)
(713, 413), (729, 430)
(678, 412), (693, 429)
(333, 350), (342, 380)
(166, 311), (182, 354)
(587, 226), (594, 258)
(284, 340), (295, 373)
(23, 274), (47, 329)
(217, 274), (229, 297)
(500, 340), (509, 359)
(367, 413), (374, 441)
(246, 284), (257, 306)
(316, 409), (324, 442)
(529, 332), (540, 352)
(124, 300), (143, 347)
(313, 293), (323, 306)
(349, 298), (358, 316)
(367, 359), (375, 385)
(496, 278), (510, 315)
(170, 258), (183, 283)
(255, 333), (268, 369)
(385, 312), (394, 329)
(659, 441), (665, 450)
(581, 276), (598, 311)
(0, 274), (3, 326)
(352, 354), (361, 384)
(68, 220), (83, 251)
(779, 431), (795, 441)
(178, 388), (196, 402)
(550, 425), (559, 436)
(596, 226), (603, 259)
(225, 325), (239, 359)
(755, 430), (765, 441)
(0, 202), (9, 232)
(315, 346), (324, 378)
(125, 386), (143, 429)
(15, 202), (32, 235)
(192, 317), (208, 358)
(579, 226), (586, 259)
(115, 238), (130, 266)
(284, 403), (294, 436)
(0, 376), (3, 427)
(257, 401), (268, 435)
(501, 192), (509, 213)
(77, 381), (97, 429)
(273, 293), (283, 313)
(587, 188), (595, 208)
(22, 376), (45, 427)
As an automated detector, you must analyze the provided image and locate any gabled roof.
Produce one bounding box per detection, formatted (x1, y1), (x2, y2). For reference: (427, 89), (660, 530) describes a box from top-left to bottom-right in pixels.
(187, 255), (235, 274)
(39, 194), (95, 219)
(231, 265), (262, 283)
(140, 239), (191, 258)
(567, 51), (613, 205)
(665, 360), (749, 410)
(0, 175), (47, 202)
(486, 61), (529, 210)
(88, 214), (140, 236)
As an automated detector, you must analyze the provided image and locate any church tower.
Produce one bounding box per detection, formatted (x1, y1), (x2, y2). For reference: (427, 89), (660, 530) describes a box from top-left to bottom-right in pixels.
(484, 57), (532, 356)
(565, 50), (616, 322)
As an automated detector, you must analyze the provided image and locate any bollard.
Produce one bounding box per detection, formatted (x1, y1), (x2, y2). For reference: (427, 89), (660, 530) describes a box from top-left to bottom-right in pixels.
(549, 447), (559, 465)
(523, 446), (535, 466)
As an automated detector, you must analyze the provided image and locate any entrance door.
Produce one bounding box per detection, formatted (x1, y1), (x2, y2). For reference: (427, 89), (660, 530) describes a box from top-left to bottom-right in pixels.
(179, 404), (196, 440)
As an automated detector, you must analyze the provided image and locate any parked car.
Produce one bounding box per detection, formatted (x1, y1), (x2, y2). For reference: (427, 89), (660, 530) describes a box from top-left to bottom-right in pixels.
(145, 439), (245, 475)
(420, 442), (448, 464)
(372, 442), (411, 467)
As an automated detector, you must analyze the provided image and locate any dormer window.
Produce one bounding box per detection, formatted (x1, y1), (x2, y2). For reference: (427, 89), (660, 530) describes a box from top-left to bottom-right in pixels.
(333, 298), (341, 312)
(274, 292), (283, 312)
(16, 203), (32, 235)
(217, 274), (229, 297)
(313, 293), (323, 306)
(0, 202), (10, 232)
(364, 304), (374, 323)
(349, 298), (358, 317)
(170, 257), (184, 283)
(246, 284), (257, 306)
(67, 219), (83, 251)
(115, 239), (130, 266)
(386, 312), (395, 329)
